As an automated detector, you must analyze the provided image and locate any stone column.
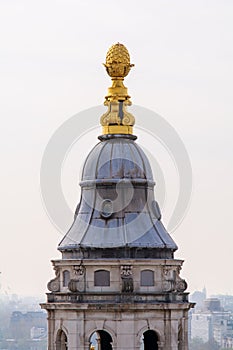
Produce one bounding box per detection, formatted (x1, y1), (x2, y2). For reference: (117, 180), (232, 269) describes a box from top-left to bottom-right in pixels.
(182, 313), (189, 350)
(84, 340), (90, 350)
(77, 311), (85, 350)
(97, 336), (101, 350)
(47, 310), (55, 350)
(157, 341), (165, 350)
(170, 318), (178, 350)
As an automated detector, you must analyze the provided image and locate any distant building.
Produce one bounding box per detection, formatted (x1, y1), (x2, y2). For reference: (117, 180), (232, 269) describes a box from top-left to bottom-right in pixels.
(191, 297), (233, 348)
(9, 311), (47, 340)
(30, 326), (47, 340)
(191, 312), (212, 342)
(212, 294), (233, 313)
(190, 287), (207, 311)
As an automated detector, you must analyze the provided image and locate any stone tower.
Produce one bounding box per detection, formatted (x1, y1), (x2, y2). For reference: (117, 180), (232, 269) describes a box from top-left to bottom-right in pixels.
(41, 43), (193, 350)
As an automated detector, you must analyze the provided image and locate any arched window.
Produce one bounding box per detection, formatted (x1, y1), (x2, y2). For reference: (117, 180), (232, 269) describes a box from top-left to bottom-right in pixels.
(94, 270), (110, 286)
(56, 330), (68, 350)
(140, 270), (154, 286)
(142, 330), (158, 350)
(63, 270), (70, 287)
(90, 330), (113, 350)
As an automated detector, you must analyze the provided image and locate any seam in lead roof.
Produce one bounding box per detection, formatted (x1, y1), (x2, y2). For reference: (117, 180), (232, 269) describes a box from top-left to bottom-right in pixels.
(81, 141), (102, 180)
(79, 140), (111, 246)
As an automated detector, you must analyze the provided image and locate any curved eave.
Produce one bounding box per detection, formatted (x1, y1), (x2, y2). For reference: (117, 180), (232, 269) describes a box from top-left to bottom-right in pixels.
(58, 214), (177, 252)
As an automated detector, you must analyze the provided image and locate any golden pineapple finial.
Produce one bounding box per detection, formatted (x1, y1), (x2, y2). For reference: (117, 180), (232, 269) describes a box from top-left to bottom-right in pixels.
(100, 43), (135, 136)
(104, 42), (134, 79)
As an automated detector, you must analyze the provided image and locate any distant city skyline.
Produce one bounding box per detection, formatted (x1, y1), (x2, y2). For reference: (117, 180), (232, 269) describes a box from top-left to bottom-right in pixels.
(0, 0), (233, 296)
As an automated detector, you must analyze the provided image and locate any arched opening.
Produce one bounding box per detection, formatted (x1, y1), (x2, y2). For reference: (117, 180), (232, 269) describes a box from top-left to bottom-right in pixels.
(140, 270), (154, 286)
(56, 330), (68, 350)
(90, 330), (113, 350)
(141, 330), (159, 350)
(63, 270), (70, 287)
(94, 270), (110, 286)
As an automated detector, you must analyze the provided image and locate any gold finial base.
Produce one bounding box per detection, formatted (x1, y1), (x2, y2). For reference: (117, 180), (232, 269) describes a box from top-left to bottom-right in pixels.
(106, 79), (130, 102)
(102, 125), (133, 135)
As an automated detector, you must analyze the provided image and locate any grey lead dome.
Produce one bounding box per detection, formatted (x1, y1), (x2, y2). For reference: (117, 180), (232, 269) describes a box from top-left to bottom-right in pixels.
(81, 138), (154, 184)
(58, 136), (177, 259)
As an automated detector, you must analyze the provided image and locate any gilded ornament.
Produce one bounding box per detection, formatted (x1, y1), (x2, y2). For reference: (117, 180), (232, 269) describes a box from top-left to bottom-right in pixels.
(104, 43), (133, 78)
(100, 43), (136, 135)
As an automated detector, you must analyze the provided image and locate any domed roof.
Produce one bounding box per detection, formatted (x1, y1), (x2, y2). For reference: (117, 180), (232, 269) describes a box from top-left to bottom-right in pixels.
(81, 137), (154, 185)
(58, 136), (177, 257)
(58, 43), (178, 259)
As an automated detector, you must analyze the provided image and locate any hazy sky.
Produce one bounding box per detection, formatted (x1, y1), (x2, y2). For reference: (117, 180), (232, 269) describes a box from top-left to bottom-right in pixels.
(0, 0), (233, 297)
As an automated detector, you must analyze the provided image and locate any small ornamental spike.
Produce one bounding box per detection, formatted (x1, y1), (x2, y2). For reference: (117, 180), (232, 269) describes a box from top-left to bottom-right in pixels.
(100, 43), (135, 136)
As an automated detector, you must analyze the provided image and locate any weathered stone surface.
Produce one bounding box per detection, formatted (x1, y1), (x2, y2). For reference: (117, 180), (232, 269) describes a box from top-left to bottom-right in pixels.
(42, 257), (193, 349)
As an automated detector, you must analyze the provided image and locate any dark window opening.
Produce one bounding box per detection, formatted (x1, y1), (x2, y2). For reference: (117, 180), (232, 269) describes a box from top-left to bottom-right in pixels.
(90, 330), (113, 350)
(63, 270), (70, 287)
(142, 330), (158, 350)
(56, 330), (68, 350)
(141, 270), (154, 286)
(94, 270), (110, 286)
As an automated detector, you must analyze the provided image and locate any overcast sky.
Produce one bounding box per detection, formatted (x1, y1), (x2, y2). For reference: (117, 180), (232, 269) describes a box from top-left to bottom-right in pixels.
(0, 0), (233, 298)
